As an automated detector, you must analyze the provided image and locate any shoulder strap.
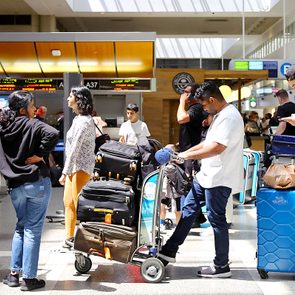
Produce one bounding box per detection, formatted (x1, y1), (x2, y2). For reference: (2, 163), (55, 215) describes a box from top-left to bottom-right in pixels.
(93, 119), (103, 135)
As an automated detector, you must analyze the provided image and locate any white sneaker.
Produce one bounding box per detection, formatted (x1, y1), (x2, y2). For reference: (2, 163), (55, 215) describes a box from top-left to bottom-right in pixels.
(160, 224), (167, 234)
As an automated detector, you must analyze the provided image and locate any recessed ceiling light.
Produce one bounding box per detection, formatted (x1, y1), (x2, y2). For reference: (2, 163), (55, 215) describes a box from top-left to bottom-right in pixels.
(51, 49), (61, 56)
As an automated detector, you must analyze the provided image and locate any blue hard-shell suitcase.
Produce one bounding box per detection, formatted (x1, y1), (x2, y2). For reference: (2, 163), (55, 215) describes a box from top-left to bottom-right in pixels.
(256, 187), (295, 279)
(272, 135), (295, 156)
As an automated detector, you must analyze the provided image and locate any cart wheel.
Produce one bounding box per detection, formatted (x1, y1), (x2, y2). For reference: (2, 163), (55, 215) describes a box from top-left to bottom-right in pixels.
(165, 218), (173, 230)
(141, 257), (165, 283)
(258, 268), (268, 279)
(74, 255), (92, 274)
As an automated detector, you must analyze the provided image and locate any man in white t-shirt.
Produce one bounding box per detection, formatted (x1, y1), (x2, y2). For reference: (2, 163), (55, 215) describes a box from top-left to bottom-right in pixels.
(119, 103), (150, 145)
(158, 81), (244, 279)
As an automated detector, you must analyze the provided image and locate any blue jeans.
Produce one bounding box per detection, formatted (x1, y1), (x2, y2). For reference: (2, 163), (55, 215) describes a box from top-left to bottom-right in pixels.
(9, 177), (51, 278)
(163, 178), (232, 267)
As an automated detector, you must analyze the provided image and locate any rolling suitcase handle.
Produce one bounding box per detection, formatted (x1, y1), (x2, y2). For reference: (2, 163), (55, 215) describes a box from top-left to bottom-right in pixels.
(93, 208), (113, 223)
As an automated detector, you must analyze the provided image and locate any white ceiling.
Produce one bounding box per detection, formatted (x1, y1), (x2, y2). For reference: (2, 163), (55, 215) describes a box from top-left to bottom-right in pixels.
(0, 0), (294, 59)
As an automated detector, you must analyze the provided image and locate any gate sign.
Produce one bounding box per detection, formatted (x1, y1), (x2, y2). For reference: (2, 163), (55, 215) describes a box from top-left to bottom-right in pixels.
(280, 63), (292, 77)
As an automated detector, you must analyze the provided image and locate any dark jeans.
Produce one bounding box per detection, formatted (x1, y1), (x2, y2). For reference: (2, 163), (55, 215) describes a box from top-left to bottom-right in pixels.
(163, 178), (232, 267)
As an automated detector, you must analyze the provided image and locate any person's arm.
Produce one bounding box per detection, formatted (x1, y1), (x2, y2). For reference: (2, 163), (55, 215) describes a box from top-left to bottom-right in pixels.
(275, 121), (286, 135)
(178, 141), (226, 161)
(141, 122), (150, 137)
(118, 123), (126, 143)
(279, 116), (295, 126)
(119, 136), (125, 143)
(34, 120), (59, 156)
(177, 93), (190, 123)
(25, 155), (44, 164)
(176, 141), (205, 160)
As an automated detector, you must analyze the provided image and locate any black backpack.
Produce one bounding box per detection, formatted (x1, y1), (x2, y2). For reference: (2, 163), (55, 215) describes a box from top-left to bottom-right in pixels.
(164, 163), (192, 196)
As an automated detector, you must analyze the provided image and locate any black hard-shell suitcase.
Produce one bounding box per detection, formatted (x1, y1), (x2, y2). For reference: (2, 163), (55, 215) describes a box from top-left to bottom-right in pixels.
(74, 222), (137, 263)
(95, 140), (141, 182)
(77, 178), (136, 226)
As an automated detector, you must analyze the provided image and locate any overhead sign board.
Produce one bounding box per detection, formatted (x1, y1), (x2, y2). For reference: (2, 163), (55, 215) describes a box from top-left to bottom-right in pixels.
(0, 78), (156, 92)
(229, 59), (295, 79)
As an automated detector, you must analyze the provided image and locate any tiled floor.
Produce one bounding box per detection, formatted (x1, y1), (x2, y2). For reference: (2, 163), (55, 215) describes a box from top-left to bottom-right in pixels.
(0, 187), (295, 295)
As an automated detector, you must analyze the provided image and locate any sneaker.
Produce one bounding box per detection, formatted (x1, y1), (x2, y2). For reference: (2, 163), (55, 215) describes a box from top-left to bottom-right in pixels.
(62, 237), (74, 248)
(159, 224), (167, 234)
(20, 278), (46, 291)
(197, 264), (232, 278)
(2, 273), (20, 287)
(157, 248), (176, 266)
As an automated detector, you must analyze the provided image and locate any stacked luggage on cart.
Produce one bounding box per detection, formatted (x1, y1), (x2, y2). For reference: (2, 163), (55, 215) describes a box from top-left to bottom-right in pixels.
(73, 140), (167, 282)
(256, 134), (295, 279)
(74, 140), (141, 266)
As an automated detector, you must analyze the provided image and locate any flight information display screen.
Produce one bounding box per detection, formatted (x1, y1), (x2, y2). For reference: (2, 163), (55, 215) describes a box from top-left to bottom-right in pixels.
(0, 78), (153, 91)
(231, 59), (279, 78)
(96, 79), (151, 91)
(0, 78), (60, 91)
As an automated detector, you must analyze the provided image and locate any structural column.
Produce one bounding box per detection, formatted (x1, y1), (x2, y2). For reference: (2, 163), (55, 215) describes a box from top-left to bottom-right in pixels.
(63, 73), (83, 141)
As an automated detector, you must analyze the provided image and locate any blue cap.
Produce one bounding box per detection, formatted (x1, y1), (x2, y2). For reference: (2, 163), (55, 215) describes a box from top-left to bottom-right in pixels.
(155, 147), (173, 165)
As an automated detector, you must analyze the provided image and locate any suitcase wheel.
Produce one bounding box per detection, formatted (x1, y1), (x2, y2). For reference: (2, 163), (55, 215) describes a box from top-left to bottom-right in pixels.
(140, 257), (165, 283)
(93, 172), (100, 181)
(130, 162), (137, 171)
(164, 218), (173, 230)
(74, 254), (92, 274)
(95, 155), (103, 163)
(257, 268), (268, 279)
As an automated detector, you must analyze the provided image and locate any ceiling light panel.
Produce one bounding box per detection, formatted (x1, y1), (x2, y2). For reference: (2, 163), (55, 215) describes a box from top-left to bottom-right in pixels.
(75, 42), (116, 78)
(35, 42), (79, 76)
(0, 42), (42, 76)
(115, 41), (154, 78)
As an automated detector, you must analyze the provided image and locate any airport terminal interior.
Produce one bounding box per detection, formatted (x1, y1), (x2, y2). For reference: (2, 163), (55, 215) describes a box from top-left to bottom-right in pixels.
(1, 0), (295, 294)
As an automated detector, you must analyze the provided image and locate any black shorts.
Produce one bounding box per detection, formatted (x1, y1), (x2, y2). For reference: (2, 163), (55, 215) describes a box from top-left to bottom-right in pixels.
(161, 198), (171, 207)
(161, 197), (182, 211)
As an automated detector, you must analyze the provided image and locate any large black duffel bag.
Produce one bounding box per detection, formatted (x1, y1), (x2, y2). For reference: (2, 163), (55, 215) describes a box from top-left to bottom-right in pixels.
(74, 222), (137, 263)
(77, 178), (136, 226)
(95, 140), (141, 183)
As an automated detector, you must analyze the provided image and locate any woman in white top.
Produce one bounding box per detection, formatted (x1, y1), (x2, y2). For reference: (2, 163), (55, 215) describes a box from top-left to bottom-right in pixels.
(59, 86), (96, 247)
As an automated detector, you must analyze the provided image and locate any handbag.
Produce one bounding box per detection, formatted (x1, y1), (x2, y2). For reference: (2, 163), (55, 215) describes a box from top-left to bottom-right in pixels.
(263, 163), (295, 189)
(93, 121), (110, 154)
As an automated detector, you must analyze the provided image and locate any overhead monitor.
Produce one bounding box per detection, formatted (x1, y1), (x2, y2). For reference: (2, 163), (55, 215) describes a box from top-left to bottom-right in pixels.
(234, 61), (249, 70)
(249, 61), (263, 70)
(0, 78), (154, 92)
(263, 61), (278, 78)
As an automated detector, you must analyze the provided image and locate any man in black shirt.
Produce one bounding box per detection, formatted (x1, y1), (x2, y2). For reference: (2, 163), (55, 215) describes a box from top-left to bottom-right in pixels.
(275, 89), (295, 136)
(176, 83), (208, 225)
(177, 83), (207, 175)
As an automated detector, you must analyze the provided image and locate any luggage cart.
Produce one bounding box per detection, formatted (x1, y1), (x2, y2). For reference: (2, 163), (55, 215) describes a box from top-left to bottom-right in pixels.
(74, 167), (167, 283)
